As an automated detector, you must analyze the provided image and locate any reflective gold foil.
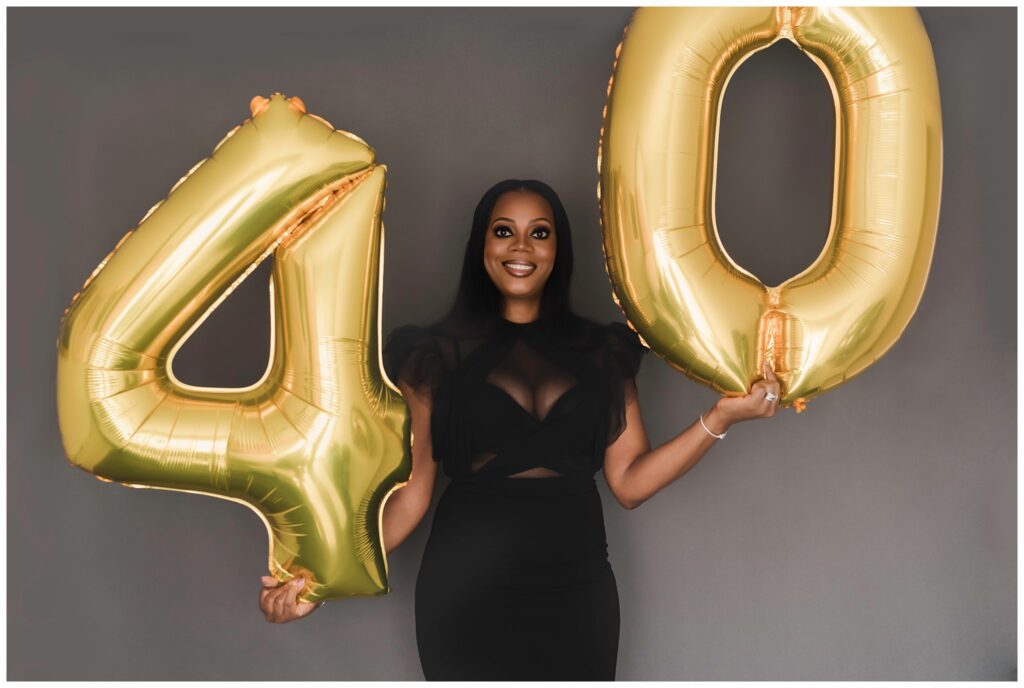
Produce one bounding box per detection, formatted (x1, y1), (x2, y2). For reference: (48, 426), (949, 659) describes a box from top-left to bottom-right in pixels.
(56, 94), (412, 602)
(598, 7), (943, 410)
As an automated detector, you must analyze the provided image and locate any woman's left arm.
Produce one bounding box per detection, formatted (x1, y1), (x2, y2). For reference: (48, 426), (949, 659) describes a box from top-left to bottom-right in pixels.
(603, 361), (782, 510)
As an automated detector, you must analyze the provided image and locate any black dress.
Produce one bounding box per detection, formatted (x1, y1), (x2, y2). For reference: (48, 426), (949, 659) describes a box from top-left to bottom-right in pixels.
(383, 315), (647, 681)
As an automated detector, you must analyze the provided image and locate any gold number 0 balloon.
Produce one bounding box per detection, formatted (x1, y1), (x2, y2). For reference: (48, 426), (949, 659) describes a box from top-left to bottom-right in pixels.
(56, 94), (411, 602)
(598, 7), (943, 410)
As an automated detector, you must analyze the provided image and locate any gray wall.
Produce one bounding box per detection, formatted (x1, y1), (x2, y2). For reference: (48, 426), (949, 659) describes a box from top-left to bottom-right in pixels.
(8, 7), (1015, 680)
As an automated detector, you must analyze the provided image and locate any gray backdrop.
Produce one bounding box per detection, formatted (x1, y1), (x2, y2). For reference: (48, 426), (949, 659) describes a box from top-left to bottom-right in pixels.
(8, 6), (1015, 681)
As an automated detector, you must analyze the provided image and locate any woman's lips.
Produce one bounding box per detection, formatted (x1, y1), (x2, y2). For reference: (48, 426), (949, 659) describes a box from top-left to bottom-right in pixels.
(502, 261), (536, 277)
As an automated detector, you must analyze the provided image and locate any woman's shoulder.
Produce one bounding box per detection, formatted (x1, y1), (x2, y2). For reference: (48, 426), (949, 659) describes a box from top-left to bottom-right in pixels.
(602, 318), (649, 377)
(383, 323), (452, 390)
(605, 319), (646, 348)
(566, 314), (644, 345)
(561, 314), (646, 358)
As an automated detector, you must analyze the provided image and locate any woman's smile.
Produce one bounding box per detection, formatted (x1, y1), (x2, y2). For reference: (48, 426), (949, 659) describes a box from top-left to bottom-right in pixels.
(502, 260), (537, 277)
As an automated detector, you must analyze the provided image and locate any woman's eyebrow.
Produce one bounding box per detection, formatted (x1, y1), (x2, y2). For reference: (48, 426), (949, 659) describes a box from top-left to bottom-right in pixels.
(490, 217), (552, 224)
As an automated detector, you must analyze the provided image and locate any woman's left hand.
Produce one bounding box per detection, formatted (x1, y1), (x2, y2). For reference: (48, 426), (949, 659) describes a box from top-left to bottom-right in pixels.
(713, 361), (782, 427)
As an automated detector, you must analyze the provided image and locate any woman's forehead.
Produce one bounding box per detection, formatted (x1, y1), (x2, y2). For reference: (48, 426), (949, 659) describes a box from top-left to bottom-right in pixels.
(491, 190), (553, 219)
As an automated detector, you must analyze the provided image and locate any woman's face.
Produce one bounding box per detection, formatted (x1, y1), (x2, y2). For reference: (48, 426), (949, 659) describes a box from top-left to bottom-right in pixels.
(482, 189), (556, 303)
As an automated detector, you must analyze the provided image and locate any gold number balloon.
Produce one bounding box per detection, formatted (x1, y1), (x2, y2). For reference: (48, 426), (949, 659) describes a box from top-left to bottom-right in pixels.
(56, 93), (412, 602)
(598, 7), (943, 410)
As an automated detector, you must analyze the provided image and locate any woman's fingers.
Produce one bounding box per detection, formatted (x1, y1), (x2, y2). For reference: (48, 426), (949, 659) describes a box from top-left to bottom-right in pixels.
(260, 576), (314, 623)
(263, 582), (282, 619)
(272, 590), (287, 621)
(259, 577), (280, 619)
(289, 580), (318, 618)
(273, 580), (297, 620)
(747, 373), (781, 418)
(288, 579), (322, 618)
(762, 383), (779, 416)
(720, 363), (784, 425)
(278, 578), (307, 622)
(750, 381), (772, 406)
(758, 362), (781, 416)
(267, 579), (291, 621)
(260, 576), (280, 609)
(295, 600), (319, 617)
(287, 578), (306, 607)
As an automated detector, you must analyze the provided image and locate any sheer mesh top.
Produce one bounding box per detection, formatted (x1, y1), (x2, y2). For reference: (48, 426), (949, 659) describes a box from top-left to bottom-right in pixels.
(383, 317), (647, 479)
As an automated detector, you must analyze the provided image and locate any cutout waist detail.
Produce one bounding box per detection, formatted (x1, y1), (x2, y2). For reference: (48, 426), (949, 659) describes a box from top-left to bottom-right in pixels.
(447, 473), (597, 497)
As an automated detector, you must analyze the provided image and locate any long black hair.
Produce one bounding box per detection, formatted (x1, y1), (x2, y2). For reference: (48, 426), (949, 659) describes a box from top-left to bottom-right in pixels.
(430, 179), (599, 345)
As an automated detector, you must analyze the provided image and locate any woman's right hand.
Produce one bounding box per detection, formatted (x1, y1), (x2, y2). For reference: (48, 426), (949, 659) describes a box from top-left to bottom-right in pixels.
(259, 576), (320, 623)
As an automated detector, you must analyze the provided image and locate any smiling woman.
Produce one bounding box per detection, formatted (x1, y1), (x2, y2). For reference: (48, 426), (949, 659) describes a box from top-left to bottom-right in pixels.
(255, 176), (781, 678)
(380, 179), (642, 679)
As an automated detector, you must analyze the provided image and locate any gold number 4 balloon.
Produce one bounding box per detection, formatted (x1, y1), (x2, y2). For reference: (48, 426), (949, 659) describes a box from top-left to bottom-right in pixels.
(56, 94), (412, 603)
(598, 7), (943, 411)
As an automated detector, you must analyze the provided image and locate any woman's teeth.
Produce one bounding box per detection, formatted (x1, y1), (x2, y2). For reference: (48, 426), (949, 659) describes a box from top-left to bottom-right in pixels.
(503, 261), (536, 277)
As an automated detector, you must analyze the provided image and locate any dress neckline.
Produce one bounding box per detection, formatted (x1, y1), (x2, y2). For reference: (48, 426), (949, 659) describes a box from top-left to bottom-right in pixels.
(500, 315), (541, 327)
(497, 316), (545, 339)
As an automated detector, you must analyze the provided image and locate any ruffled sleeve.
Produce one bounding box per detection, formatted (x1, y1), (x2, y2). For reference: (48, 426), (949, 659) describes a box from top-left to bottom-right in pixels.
(383, 324), (453, 464)
(603, 321), (649, 446)
(383, 324), (446, 398)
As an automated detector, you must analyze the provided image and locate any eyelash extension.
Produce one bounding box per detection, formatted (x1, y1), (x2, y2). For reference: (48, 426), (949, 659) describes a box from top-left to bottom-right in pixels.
(494, 226), (551, 238)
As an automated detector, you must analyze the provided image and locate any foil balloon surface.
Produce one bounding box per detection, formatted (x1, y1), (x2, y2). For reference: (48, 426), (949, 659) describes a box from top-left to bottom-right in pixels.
(598, 7), (943, 410)
(56, 93), (412, 602)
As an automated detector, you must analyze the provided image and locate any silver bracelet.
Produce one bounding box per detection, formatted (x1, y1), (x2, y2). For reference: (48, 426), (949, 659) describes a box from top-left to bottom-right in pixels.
(699, 413), (727, 439)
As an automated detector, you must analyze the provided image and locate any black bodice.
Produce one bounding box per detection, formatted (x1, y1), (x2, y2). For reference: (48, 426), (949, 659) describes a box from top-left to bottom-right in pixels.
(384, 316), (647, 479)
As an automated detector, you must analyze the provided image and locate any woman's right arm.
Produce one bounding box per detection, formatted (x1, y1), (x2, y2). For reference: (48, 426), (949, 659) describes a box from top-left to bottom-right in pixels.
(259, 378), (437, 623)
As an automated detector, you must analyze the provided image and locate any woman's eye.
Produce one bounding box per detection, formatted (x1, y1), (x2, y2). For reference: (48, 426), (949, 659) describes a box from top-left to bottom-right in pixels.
(494, 225), (512, 237)
(532, 227), (551, 239)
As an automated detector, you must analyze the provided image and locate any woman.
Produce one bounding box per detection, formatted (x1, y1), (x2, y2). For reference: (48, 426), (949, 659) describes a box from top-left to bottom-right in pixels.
(258, 179), (782, 680)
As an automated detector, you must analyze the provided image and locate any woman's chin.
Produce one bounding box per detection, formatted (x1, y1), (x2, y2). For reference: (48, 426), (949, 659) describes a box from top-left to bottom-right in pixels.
(497, 284), (543, 299)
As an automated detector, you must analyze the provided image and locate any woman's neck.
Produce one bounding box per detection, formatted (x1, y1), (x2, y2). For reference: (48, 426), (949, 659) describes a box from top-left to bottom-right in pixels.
(501, 299), (541, 324)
